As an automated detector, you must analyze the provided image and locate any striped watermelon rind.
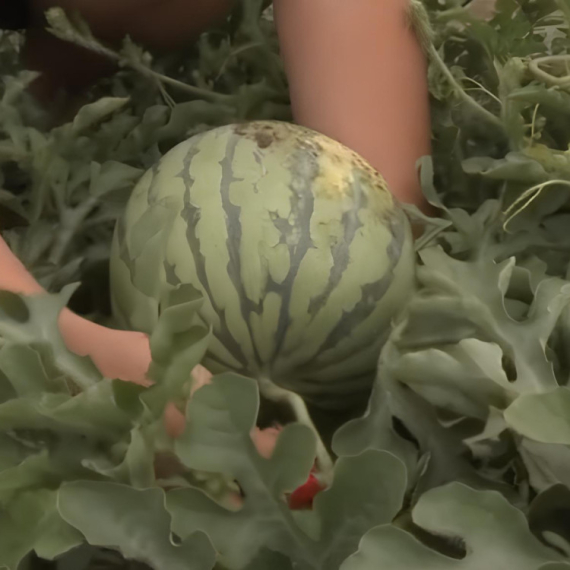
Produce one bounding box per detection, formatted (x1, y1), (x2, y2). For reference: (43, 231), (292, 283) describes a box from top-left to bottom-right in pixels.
(110, 121), (415, 409)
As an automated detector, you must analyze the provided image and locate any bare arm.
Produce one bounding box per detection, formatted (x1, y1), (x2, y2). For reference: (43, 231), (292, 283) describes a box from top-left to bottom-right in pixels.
(0, 233), (204, 436)
(0, 234), (152, 382)
(0, 235), (45, 295)
(273, 0), (431, 208)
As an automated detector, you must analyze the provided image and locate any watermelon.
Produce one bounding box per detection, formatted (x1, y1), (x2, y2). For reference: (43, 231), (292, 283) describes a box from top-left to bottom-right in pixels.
(109, 121), (415, 408)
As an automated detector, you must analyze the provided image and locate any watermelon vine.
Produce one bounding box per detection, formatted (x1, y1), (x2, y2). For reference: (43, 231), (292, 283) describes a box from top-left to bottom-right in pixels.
(2, 1), (570, 569)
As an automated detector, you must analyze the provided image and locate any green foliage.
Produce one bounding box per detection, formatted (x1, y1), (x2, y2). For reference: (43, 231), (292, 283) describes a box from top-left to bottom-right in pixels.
(4, 0), (570, 569)
(0, 284), (211, 569)
(58, 482), (216, 570)
(341, 483), (568, 570)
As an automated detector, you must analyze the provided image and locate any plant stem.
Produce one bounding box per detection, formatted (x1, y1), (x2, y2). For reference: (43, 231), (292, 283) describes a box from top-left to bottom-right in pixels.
(127, 60), (233, 104)
(528, 55), (570, 88)
(434, 6), (470, 22)
(428, 43), (504, 129)
(502, 179), (570, 232)
(46, 9), (233, 104)
(258, 377), (335, 486)
(49, 196), (98, 265)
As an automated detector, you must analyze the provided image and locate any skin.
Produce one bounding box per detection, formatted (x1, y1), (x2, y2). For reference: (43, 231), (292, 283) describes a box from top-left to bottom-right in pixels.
(274, 0), (431, 206)
(0, 0), (432, 443)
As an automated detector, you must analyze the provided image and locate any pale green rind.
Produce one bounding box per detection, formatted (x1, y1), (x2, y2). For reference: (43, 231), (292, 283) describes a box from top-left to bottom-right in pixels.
(110, 121), (415, 405)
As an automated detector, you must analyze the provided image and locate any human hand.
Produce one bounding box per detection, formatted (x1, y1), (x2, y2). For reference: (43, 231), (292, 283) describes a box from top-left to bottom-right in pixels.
(62, 315), (282, 459)
(77, 322), (295, 498)
(58, 313), (202, 436)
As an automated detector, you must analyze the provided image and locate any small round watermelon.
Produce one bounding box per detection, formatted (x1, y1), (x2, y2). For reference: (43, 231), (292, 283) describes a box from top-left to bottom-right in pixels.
(109, 121), (415, 408)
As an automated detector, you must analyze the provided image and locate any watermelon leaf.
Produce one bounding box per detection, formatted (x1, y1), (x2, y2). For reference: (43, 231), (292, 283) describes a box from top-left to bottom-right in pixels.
(340, 483), (565, 570)
(168, 373), (319, 569)
(57, 481), (216, 570)
(0, 287), (101, 391)
(0, 489), (83, 570)
(146, 282), (211, 407)
(311, 450), (407, 570)
(504, 388), (570, 445)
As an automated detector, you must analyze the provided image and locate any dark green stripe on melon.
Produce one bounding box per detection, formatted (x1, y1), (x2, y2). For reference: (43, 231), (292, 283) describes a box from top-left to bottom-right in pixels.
(110, 121), (415, 408)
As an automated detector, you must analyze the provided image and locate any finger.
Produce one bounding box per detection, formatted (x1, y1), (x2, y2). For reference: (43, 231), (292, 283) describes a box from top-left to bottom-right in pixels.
(190, 364), (213, 397)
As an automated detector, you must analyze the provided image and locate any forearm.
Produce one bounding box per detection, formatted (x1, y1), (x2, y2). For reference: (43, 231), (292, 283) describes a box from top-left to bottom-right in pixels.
(0, 233), (198, 437)
(0, 234), (149, 380)
(0, 236), (44, 295)
(273, 0), (431, 207)
(1, 233), (96, 347)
